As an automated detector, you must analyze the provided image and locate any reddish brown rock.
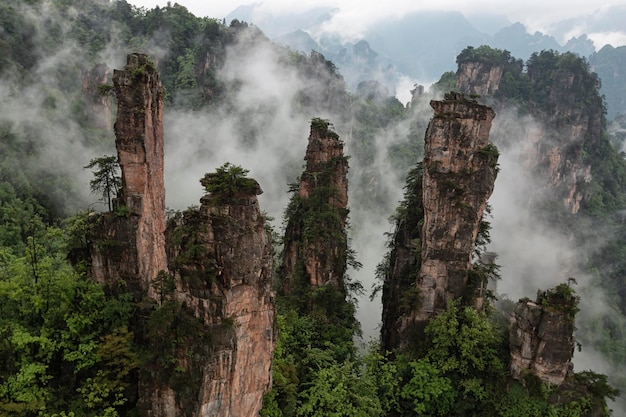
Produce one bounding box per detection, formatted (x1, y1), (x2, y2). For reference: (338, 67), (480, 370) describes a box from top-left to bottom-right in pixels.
(381, 93), (498, 351)
(416, 92), (498, 321)
(280, 118), (349, 293)
(159, 177), (275, 417)
(457, 62), (503, 96)
(457, 58), (602, 214)
(88, 55), (274, 417)
(509, 285), (578, 385)
(89, 53), (167, 300)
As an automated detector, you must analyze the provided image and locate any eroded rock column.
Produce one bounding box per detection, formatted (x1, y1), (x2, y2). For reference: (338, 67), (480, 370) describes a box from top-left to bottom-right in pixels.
(417, 92), (498, 320)
(280, 118), (349, 293)
(509, 285), (578, 385)
(89, 53), (167, 299)
(113, 53), (167, 297)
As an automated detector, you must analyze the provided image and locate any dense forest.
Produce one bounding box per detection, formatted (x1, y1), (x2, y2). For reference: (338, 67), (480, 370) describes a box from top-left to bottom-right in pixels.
(0, 1), (625, 416)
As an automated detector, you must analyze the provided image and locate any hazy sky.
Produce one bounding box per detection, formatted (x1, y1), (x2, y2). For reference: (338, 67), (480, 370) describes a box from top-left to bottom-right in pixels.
(127, 0), (625, 36)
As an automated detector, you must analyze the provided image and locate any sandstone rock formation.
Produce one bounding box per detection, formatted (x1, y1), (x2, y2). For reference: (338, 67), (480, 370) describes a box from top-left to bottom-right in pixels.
(509, 284), (578, 385)
(456, 62), (503, 96)
(89, 53), (167, 300)
(280, 118), (349, 294)
(456, 57), (602, 214)
(156, 174), (275, 417)
(417, 92), (498, 320)
(88, 54), (274, 417)
(381, 93), (498, 350)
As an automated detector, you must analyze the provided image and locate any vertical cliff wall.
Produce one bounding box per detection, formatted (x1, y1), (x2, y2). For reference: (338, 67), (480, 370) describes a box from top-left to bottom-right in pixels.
(280, 118), (349, 294)
(457, 62), (503, 96)
(509, 284), (578, 385)
(89, 53), (167, 299)
(88, 54), (275, 417)
(381, 93), (498, 351)
(82, 63), (112, 130)
(153, 175), (275, 417)
(457, 55), (603, 214)
(113, 53), (167, 297)
(417, 92), (498, 321)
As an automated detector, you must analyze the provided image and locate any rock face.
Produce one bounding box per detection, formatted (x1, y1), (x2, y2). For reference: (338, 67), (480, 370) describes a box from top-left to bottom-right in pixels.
(417, 93), (498, 320)
(381, 93), (498, 350)
(280, 118), (349, 293)
(88, 54), (274, 417)
(457, 62), (503, 96)
(89, 53), (167, 299)
(82, 63), (112, 130)
(457, 58), (603, 214)
(156, 179), (275, 417)
(509, 285), (578, 385)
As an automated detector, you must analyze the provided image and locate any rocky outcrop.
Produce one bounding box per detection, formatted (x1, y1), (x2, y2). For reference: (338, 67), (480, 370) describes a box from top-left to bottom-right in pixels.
(509, 284), (578, 385)
(89, 53), (167, 299)
(82, 63), (112, 130)
(457, 62), (503, 96)
(280, 118), (349, 294)
(417, 93), (498, 321)
(152, 175), (275, 417)
(88, 54), (274, 417)
(83, 64), (111, 131)
(381, 93), (498, 350)
(457, 53), (603, 215)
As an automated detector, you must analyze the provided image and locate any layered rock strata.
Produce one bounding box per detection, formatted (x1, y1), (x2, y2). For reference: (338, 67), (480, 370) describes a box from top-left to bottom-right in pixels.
(457, 58), (602, 214)
(88, 53), (275, 417)
(89, 53), (167, 299)
(456, 62), (503, 96)
(381, 93), (498, 350)
(280, 118), (349, 294)
(509, 285), (578, 385)
(157, 177), (275, 417)
(416, 92), (498, 321)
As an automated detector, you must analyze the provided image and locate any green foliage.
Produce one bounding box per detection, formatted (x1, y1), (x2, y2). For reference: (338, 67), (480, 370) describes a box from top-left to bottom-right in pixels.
(310, 118), (339, 140)
(201, 162), (258, 197)
(477, 143), (500, 171)
(456, 45), (517, 67)
(433, 71), (458, 93)
(0, 222), (137, 416)
(400, 359), (456, 416)
(84, 156), (121, 212)
(297, 361), (382, 417)
(537, 283), (580, 318)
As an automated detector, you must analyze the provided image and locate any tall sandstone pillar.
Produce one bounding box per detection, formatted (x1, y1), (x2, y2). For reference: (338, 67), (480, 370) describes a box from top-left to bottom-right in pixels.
(382, 93), (498, 350)
(113, 53), (167, 297)
(417, 92), (497, 320)
(280, 118), (349, 293)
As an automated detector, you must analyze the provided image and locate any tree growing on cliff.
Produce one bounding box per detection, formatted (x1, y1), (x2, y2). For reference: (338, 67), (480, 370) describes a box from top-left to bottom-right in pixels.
(201, 162), (259, 197)
(84, 155), (121, 211)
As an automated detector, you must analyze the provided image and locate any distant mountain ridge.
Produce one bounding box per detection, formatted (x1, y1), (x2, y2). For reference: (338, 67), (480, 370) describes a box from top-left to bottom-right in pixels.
(227, 4), (626, 119)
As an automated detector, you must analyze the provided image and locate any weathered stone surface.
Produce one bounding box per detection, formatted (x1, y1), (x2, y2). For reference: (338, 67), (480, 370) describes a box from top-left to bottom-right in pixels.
(416, 92), (497, 321)
(280, 119), (349, 293)
(82, 63), (112, 130)
(457, 60), (601, 214)
(89, 54), (274, 417)
(457, 62), (503, 96)
(159, 185), (275, 417)
(509, 285), (578, 385)
(381, 93), (498, 351)
(89, 53), (167, 300)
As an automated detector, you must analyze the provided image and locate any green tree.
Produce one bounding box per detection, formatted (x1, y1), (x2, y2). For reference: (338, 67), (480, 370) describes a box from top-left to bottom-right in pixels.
(84, 156), (121, 212)
(200, 162), (259, 197)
